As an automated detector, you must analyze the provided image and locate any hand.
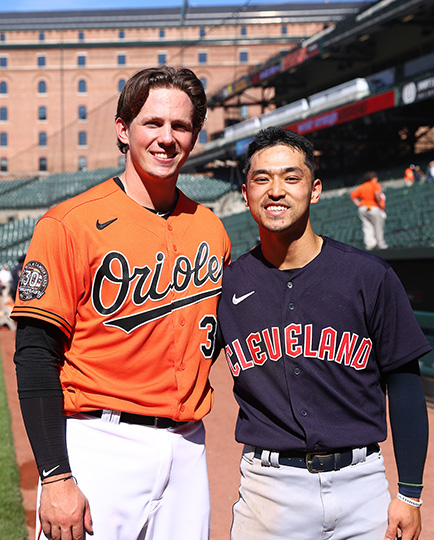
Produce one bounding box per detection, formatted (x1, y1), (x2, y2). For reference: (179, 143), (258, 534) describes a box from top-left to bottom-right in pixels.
(384, 497), (421, 540)
(39, 475), (93, 540)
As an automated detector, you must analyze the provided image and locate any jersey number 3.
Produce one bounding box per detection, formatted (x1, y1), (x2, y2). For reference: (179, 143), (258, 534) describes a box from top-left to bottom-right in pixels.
(199, 315), (217, 359)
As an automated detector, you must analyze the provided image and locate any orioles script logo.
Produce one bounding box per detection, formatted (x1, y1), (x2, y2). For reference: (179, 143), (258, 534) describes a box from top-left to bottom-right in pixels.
(92, 241), (223, 333)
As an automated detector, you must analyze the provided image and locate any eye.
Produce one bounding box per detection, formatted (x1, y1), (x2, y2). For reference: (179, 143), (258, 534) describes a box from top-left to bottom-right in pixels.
(173, 123), (191, 132)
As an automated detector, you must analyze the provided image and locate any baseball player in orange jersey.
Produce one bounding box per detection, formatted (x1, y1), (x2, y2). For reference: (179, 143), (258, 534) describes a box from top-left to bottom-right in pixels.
(12, 66), (231, 540)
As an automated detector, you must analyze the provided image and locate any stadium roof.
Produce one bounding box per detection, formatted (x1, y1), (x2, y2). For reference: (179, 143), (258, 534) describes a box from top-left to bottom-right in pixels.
(0, 2), (370, 31)
(208, 0), (434, 108)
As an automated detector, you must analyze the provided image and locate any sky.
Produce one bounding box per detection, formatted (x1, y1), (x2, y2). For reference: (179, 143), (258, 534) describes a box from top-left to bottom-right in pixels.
(0, 0), (362, 13)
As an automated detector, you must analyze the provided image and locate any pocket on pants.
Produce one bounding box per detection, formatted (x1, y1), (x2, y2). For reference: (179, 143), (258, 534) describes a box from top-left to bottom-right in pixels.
(241, 444), (255, 465)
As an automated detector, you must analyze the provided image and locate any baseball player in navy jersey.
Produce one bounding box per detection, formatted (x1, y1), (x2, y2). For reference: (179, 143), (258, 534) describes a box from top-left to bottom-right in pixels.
(216, 127), (430, 540)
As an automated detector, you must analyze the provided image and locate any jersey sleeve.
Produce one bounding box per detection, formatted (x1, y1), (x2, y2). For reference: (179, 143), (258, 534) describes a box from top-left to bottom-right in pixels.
(370, 266), (432, 373)
(12, 216), (86, 338)
(350, 186), (361, 199)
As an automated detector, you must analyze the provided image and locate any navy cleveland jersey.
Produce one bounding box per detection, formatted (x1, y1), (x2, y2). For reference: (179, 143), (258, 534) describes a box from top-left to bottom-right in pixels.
(217, 237), (431, 452)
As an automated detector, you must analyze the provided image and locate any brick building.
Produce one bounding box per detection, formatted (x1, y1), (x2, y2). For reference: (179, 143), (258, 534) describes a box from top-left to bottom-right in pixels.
(0, 2), (367, 178)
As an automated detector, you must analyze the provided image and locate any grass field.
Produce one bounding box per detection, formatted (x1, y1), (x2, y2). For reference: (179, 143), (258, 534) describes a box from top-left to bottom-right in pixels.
(0, 351), (28, 540)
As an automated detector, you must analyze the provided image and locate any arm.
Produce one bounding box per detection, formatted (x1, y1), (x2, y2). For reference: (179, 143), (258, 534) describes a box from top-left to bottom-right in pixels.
(382, 360), (428, 540)
(350, 192), (361, 207)
(14, 318), (93, 539)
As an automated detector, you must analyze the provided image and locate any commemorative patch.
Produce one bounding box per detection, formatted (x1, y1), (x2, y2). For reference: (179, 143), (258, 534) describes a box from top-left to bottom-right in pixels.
(19, 260), (49, 301)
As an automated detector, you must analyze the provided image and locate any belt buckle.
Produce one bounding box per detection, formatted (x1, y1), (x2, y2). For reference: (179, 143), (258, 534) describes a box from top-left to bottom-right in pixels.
(306, 452), (335, 473)
(154, 417), (171, 429)
(306, 452), (317, 473)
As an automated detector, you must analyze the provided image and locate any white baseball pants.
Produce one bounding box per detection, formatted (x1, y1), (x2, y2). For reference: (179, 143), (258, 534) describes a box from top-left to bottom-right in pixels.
(231, 445), (390, 540)
(36, 413), (210, 540)
(358, 205), (388, 250)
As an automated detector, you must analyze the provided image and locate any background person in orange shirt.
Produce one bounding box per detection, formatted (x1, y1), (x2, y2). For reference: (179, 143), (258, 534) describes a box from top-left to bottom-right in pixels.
(350, 171), (388, 250)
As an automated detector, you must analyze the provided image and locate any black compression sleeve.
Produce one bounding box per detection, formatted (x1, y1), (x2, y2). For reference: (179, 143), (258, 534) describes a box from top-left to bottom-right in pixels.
(14, 318), (71, 478)
(385, 359), (428, 498)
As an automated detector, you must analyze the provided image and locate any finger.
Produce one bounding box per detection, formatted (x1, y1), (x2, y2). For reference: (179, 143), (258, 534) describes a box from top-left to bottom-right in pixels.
(384, 524), (398, 540)
(84, 504), (94, 534)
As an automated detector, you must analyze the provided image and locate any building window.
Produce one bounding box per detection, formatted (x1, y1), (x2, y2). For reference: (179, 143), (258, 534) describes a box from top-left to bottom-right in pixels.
(0, 157), (7, 171)
(200, 77), (207, 91)
(159, 29), (165, 38)
(78, 106), (87, 120)
(0, 34), (5, 43)
(39, 32), (45, 41)
(241, 26), (247, 36)
(78, 156), (87, 170)
(118, 54), (126, 66)
(38, 132), (47, 146)
(281, 25), (288, 35)
(77, 55), (86, 67)
(38, 106), (47, 121)
(78, 79), (87, 93)
(158, 53), (166, 65)
(119, 30), (125, 39)
(0, 57), (7, 68)
(240, 51), (248, 63)
(39, 157), (47, 171)
(38, 80), (47, 94)
(199, 130), (207, 144)
(78, 31), (84, 41)
(198, 52), (207, 64)
(78, 131), (87, 146)
(240, 104), (249, 119)
(0, 132), (7, 146)
(38, 56), (46, 68)
(118, 79), (125, 92)
(0, 81), (7, 94)
(199, 28), (206, 38)
(0, 107), (7, 121)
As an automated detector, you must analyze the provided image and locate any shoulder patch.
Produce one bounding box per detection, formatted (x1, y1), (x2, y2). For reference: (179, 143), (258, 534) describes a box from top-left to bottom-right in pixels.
(19, 261), (49, 301)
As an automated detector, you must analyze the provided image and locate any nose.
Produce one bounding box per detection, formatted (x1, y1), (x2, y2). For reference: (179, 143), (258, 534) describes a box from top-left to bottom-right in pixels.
(158, 124), (175, 145)
(268, 178), (286, 199)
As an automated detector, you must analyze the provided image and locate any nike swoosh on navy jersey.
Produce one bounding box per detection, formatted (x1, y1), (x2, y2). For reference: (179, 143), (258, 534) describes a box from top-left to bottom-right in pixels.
(232, 291), (255, 305)
(96, 218), (118, 230)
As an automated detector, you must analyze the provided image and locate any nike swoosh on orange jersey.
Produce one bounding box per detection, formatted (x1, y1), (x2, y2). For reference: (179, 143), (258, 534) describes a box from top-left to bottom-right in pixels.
(96, 218), (118, 230)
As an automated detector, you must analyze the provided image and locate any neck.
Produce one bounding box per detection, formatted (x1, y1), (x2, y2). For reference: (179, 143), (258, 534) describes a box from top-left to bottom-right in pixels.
(120, 170), (178, 213)
(260, 225), (323, 270)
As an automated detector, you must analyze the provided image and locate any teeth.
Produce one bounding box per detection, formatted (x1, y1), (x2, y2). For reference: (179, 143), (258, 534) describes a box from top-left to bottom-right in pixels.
(267, 205), (286, 211)
(153, 152), (174, 159)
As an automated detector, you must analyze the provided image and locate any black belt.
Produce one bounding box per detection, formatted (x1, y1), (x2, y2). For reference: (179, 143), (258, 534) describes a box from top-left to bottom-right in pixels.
(85, 410), (188, 429)
(254, 443), (379, 473)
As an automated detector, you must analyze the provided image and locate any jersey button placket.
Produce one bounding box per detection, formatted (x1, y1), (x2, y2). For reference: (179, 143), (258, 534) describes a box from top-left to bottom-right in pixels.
(287, 281), (295, 311)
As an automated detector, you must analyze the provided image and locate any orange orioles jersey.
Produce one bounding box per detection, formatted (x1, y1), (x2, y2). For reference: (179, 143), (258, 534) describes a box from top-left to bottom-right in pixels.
(12, 178), (231, 422)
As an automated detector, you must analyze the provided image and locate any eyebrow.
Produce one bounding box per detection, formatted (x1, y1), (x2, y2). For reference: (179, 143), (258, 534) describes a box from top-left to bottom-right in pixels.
(250, 166), (304, 176)
(140, 115), (193, 128)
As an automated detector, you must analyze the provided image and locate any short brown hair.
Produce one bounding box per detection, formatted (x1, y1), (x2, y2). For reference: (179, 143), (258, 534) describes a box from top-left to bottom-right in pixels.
(363, 171), (378, 182)
(116, 66), (207, 154)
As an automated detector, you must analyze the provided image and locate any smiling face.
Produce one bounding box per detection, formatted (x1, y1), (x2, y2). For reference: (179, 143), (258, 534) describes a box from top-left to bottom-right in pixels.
(115, 87), (197, 185)
(242, 144), (322, 237)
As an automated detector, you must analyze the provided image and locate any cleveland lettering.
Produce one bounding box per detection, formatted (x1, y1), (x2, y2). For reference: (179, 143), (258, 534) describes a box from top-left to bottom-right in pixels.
(225, 323), (373, 376)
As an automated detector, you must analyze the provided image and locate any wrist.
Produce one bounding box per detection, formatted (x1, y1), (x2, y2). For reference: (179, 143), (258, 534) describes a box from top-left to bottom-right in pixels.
(396, 493), (423, 508)
(41, 474), (77, 486)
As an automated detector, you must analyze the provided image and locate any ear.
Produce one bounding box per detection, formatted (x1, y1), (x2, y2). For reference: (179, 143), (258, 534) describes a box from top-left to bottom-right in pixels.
(241, 184), (249, 207)
(310, 178), (322, 205)
(115, 117), (129, 146)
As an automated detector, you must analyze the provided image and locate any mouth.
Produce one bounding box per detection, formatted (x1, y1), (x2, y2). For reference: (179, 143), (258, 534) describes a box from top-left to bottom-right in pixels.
(264, 203), (289, 214)
(151, 151), (177, 160)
